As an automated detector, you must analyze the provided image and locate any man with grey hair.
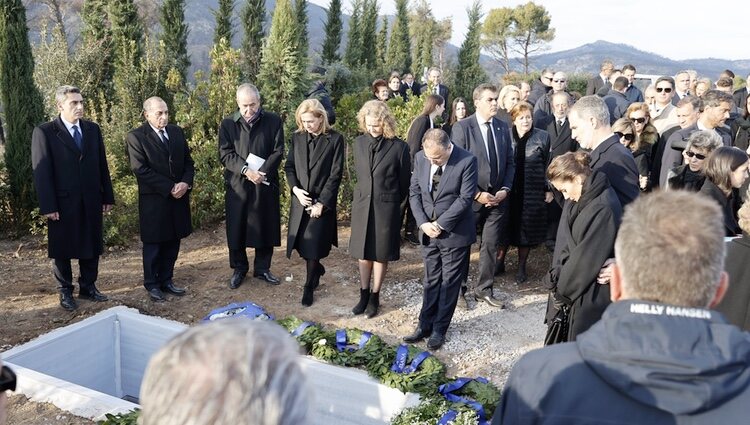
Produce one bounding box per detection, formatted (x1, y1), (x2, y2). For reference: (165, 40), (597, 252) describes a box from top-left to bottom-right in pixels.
(534, 71), (569, 124)
(220, 83), (284, 289)
(140, 319), (309, 425)
(126, 96), (194, 302)
(421, 67), (450, 120)
(494, 190), (750, 423)
(404, 129), (477, 349)
(31, 85), (115, 311)
(672, 70), (692, 105)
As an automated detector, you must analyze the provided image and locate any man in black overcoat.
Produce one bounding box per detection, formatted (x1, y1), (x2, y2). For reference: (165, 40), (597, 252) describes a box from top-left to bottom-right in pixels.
(126, 96), (194, 302)
(219, 83), (284, 289)
(404, 129), (477, 350)
(452, 83), (515, 309)
(31, 85), (115, 311)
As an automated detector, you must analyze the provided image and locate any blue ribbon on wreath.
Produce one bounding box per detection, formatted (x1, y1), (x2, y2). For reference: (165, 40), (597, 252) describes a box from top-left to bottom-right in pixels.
(201, 302), (273, 322)
(335, 329), (373, 352)
(291, 321), (316, 337)
(390, 344), (432, 374)
(436, 377), (490, 425)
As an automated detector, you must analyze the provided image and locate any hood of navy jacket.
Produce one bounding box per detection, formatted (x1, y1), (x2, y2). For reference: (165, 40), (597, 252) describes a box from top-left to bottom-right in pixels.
(576, 300), (750, 415)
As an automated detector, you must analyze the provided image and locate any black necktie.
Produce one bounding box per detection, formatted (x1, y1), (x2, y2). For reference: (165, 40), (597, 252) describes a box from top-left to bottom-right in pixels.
(72, 125), (82, 151)
(486, 122), (498, 185)
(431, 166), (442, 198)
(159, 130), (169, 148)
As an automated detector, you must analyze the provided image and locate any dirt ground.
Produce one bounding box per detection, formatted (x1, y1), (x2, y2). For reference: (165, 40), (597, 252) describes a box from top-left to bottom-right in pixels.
(0, 222), (551, 424)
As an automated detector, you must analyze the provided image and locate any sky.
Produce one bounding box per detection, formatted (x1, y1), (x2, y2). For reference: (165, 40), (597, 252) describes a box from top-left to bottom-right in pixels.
(307, 0), (748, 61)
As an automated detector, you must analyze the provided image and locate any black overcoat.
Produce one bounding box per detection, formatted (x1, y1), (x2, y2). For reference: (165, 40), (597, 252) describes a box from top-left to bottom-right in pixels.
(349, 134), (411, 261)
(552, 171), (622, 340)
(31, 117), (115, 259)
(508, 127), (550, 246)
(716, 234), (750, 331)
(219, 110), (284, 249)
(126, 122), (194, 243)
(284, 130), (345, 259)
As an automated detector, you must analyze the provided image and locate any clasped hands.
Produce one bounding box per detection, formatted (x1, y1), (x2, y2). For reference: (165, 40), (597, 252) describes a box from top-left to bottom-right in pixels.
(243, 169), (267, 185)
(293, 187), (323, 218)
(476, 189), (508, 207)
(420, 221), (441, 238)
(171, 182), (190, 199)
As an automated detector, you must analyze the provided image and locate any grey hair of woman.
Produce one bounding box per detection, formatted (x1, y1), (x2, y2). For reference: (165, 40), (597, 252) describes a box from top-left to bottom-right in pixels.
(140, 319), (309, 425)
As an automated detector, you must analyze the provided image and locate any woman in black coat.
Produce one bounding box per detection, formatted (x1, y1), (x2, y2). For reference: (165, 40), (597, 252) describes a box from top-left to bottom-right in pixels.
(731, 95), (750, 152)
(545, 151), (623, 343)
(497, 102), (551, 284)
(715, 199), (750, 330)
(285, 99), (345, 307)
(350, 100), (411, 318)
(700, 146), (749, 236)
(442, 97), (468, 138)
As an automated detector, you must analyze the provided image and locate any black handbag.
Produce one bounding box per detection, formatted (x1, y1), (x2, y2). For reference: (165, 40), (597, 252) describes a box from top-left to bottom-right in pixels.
(544, 300), (570, 346)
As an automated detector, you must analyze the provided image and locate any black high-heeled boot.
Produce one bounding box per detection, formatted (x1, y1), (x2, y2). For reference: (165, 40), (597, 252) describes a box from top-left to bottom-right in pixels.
(352, 288), (369, 315)
(365, 291), (380, 318)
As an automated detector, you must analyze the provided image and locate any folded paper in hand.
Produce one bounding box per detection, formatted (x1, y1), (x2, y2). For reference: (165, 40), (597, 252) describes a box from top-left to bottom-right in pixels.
(245, 152), (266, 171)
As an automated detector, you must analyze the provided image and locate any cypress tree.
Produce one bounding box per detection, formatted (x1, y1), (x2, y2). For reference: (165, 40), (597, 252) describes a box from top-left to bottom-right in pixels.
(160, 0), (191, 83)
(240, 0), (264, 81)
(213, 0), (235, 46)
(81, 0), (110, 45)
(109, 0), (144, 68)
(360, 0), (378, 68)
(385, 0), (410, 73)
(454, 1), (487, 101)
(257, 0), (307, 123)
(343, 0), (363, 68)
(376, 15), (388, 72)
(321, 0), (342, 65)
(0, 0), (47, 230)
(295, 0), (309, 61)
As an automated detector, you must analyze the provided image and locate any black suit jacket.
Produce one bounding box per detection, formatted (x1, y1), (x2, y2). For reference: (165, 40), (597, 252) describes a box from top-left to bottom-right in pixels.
(589, 135), (639, 207)
(452, 114), (515, 211)
(400, 82), (421, 101)
(31, 117), (115, 259)
(410, 145), (477, 248)
(126, 122), (194, 243)
(544, 117), (577, 159)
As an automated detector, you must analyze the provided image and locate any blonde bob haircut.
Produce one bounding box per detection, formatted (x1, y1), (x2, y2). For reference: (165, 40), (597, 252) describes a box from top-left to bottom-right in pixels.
(357, 100), (398, 139)
(294, 99), (330, 134)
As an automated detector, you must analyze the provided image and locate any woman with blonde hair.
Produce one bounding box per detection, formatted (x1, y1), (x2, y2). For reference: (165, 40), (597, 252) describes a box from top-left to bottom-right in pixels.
(285, 99), (345, 306)
(496, 85), (520, 125)
(349, 100), (411, 318)
(612, 118), (650, 191)
(700, 146), (750, 236)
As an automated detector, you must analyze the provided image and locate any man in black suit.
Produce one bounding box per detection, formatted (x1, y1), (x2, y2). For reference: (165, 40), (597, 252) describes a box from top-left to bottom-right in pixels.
(399, 72), (421, 100)
(586, 59), (614, 97)
(452, 83), (515, 309)
(421, 67), (450, 120)
(403, 129), (477, 350)
(31, 85), (115, 311)
(672, 70), (691, 105)
(126, 97), (194, 302)
(219, 83), (284, 289)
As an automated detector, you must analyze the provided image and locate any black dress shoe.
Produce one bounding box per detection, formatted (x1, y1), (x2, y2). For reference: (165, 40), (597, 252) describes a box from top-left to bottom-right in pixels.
(59, 292), (78, 311)
(148, 288), (166, 302)
(515, 271), (528, 285)
(229, 271), (246, 289)
(403, 327), (431, 343)
(79, 288), (108, 302)
(477, 294), (505, 308)
(426, 333), (445, 350)
(254, 271), (280, 285)
(162, 281), (186, 296)
(404, 232), (420, 246)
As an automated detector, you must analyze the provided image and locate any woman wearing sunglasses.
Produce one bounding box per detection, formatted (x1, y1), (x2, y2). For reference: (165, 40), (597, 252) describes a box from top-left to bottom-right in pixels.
(700, 146), (750, 236)
(612, 118), (650, 191)
(666, 130), (722, 191)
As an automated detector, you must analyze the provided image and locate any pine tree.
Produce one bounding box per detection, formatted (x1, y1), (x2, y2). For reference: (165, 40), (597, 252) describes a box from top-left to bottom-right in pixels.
(0, 0), (47, 230)
(321, 0), (342, 65)
(240, 0), (264, 81)
(109, 0), (144, 68)
(160, 0), (191, 82)
(343, 0), (363, 68)
(295, 0), (308, 61)
(360, 0), (378, 68)
(376, 15), (388, 72)
(385, 0), (410, 73)
(257, 0), (308, 124)
(213, 0), (235, 46)
(454, 1), (487, 101)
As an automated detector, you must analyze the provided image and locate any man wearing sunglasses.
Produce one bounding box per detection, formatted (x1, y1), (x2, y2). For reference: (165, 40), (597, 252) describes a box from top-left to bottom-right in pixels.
(650, 76), (679, 134)
(534, 71), (570, 125)
(527, 68), (554, 106)
(0, 360), (16, 424)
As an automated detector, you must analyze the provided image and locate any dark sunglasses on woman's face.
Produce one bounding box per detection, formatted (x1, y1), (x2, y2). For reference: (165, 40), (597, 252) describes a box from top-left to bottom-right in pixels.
(630, 117), (646, 124)
(656, 87), (672, 93)
(615, 132), (635, 142)
(1, 365), (16, 392)
(684, 151), (706, 160)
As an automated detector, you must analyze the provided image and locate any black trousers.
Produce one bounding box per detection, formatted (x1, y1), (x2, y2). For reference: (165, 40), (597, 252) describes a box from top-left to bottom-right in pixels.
(229, 247), (273, 274)
(470, 202), (508, 297)
(143, 239), (181, 291)
(53, 257), (99, 293)
(418, 242), (470, 336)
